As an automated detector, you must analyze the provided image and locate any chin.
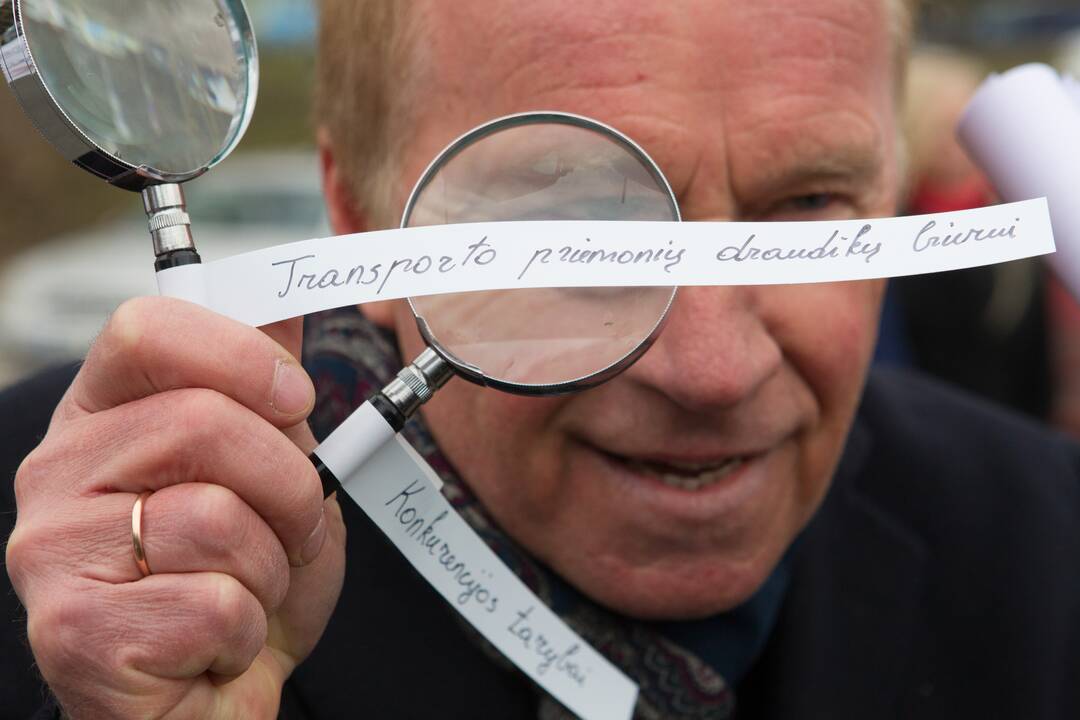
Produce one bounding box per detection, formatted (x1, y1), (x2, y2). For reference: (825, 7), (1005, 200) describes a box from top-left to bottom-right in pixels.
(527, 439), (806, 620)
(559, 546), (786, 621)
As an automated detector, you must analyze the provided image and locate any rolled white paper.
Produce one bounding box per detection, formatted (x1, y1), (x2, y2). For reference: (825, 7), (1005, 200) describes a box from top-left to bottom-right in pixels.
(959, 63), (1080, 298)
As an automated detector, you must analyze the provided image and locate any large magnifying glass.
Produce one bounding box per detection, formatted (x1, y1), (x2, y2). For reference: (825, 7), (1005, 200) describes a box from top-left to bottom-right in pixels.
(311, 113), (680, 495)
(0, 0), (257, 273)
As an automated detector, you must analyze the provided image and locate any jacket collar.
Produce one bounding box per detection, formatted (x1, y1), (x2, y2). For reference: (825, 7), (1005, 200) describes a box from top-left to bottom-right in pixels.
(738, 411), (929, 717)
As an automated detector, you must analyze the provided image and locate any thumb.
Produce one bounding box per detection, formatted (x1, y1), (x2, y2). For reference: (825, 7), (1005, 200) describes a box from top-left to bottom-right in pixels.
(261, 317), (319, 453)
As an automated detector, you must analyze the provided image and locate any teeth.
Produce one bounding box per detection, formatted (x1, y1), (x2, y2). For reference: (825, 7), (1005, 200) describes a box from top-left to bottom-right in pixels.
(627, 457), (744, 491)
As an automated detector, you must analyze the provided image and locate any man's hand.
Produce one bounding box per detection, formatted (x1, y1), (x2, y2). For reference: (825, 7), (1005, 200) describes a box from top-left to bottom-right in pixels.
(5, 297), (346, 719)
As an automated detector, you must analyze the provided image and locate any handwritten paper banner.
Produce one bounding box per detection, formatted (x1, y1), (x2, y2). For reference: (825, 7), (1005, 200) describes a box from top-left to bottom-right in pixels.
(157, 199), (1056, 327)
(342, 433), (639, 720)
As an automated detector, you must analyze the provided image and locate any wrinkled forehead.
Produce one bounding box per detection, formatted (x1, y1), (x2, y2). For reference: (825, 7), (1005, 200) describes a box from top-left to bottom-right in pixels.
(411, 0), (894, 109)
(401, 0), (897, 209)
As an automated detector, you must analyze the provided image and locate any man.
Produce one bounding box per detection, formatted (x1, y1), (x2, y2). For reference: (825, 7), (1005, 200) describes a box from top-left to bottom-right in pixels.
(3, 0), (1079, 718)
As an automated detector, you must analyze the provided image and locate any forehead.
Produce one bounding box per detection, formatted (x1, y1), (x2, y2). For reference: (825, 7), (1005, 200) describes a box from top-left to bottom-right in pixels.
(405, 0), (896, 208)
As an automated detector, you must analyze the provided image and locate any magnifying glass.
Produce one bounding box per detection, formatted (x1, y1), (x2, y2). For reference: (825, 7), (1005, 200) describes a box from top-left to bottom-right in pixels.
(311, 113), (680, 495)
(0, 0), (257, 273)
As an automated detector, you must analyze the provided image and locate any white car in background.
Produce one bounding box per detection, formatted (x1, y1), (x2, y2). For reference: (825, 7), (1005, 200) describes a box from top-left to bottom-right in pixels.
(0, 151), (328, 377)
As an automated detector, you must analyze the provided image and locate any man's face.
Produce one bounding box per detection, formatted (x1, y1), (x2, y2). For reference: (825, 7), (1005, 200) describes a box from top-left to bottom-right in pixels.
(353, 0), (901, 618)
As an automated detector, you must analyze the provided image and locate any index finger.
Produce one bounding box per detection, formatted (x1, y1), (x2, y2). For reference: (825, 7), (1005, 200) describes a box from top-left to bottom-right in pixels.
(59, 296), (313, 428)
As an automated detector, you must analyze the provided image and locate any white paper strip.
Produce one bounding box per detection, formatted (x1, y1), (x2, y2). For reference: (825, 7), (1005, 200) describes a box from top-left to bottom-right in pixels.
(155, 263), (208, 307)
(314, 401), (396, 484)
(157, 200), (1055, 328)
(959, 65), (1080, 299)
(341, 432), (638, 720)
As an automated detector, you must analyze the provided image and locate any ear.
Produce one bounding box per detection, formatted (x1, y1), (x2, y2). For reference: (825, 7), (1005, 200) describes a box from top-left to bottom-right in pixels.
(318, 128), (397, 329)
(319, 128), (368, 235)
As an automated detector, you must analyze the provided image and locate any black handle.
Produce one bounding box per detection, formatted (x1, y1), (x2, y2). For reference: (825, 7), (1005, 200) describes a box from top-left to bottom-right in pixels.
(308, 392), (408, 500)
(310, 452), (342, 499)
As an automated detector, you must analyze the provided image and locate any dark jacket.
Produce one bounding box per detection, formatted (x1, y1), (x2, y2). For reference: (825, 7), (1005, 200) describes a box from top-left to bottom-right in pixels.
(2, 365), (1079, 719)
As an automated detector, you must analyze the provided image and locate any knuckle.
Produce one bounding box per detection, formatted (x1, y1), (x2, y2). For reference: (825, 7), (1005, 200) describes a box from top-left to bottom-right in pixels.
(202, 576), (262, 643)
(5, 517), (66, 596)
(12, 445), (45, 508)
(190, 484), (239, 539)
(4, 525), (33, 594)
(12, 439), (74, 509)
(27, 593), (100, 680)
(186, 485), (250, 561)
(192, 387), (236, 423)
(173, 389), (236, 443)
(174, 485), (290, 612)
(102, 297), (156, 358)
(158, 577), (267, 680)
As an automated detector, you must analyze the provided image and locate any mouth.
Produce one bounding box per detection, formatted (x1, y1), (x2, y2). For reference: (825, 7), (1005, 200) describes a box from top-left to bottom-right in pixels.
(599, 451), (751, 492)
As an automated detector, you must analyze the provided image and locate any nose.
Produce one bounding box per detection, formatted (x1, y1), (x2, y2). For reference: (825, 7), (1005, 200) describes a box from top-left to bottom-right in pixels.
(626, 285), (783, 414)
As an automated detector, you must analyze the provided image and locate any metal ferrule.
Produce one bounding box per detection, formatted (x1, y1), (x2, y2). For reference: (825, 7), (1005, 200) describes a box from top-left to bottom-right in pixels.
(380, 347), (453, 419)
(142, 183), (195, 257)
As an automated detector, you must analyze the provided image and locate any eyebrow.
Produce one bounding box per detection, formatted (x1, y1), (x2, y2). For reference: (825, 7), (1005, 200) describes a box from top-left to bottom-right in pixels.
(735, 134), (885, 208)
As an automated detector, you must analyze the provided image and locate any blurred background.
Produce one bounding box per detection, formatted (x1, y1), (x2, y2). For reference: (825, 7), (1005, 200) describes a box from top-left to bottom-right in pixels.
(2, 0), (1080, 435)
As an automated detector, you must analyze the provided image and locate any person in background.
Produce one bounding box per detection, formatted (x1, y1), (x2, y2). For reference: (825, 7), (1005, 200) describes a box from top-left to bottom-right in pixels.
(878, 46), (1053, 421)
(883, 44), (1080, 440)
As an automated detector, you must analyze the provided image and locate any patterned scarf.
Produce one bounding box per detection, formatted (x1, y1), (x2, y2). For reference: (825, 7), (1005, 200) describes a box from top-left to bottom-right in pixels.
(304, 307), (790, 720)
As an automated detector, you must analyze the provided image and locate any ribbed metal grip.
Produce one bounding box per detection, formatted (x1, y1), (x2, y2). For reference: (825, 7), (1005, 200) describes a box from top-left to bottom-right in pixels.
(147, 209), (192, 233)
(142, 183), (196, 257)
(380, 348), (452, 419)
(396, 366), (434, 403)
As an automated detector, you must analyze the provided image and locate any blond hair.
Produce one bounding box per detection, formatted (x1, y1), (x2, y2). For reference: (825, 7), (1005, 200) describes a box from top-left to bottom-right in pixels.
(903, 46), (987, 179)
(316, 0), (919, 228)
(314, 1), (420, 229)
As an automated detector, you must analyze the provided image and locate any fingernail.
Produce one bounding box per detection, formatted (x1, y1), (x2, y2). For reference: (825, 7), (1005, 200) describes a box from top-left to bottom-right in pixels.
(299, 508), (327, 566)
(272, 360), (314, 416)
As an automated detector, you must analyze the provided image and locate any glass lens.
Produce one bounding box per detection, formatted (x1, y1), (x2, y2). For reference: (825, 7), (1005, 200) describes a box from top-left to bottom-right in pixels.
(21, 0), (253, 175)
(406, 118), (677, 389)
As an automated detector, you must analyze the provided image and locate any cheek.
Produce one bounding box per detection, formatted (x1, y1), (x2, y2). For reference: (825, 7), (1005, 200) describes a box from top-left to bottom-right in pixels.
(395, 301), (577, 524)
(768, 280), (883, 404)
(767, 280), (883, 496)
(421, 385), (577, 526)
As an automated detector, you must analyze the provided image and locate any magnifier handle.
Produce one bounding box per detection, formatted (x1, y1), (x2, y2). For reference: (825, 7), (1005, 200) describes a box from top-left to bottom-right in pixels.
(310, 394), (407, 498)
(156, 260), (208, 306)
(145, 184), (208, 304)
(310, 348), (452, 498)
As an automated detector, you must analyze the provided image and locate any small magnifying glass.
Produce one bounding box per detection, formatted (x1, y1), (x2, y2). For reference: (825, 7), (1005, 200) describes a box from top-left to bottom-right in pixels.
(0, 0), (257, 274)
(311, 113), (680, 494)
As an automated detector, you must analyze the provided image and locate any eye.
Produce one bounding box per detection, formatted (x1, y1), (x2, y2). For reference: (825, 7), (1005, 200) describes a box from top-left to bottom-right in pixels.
(761, 192), (855, 221)
(789, 193), (834, 211)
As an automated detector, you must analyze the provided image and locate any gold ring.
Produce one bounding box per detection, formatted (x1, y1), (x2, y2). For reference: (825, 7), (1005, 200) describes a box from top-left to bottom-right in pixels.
(131, 491), (153, 577)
